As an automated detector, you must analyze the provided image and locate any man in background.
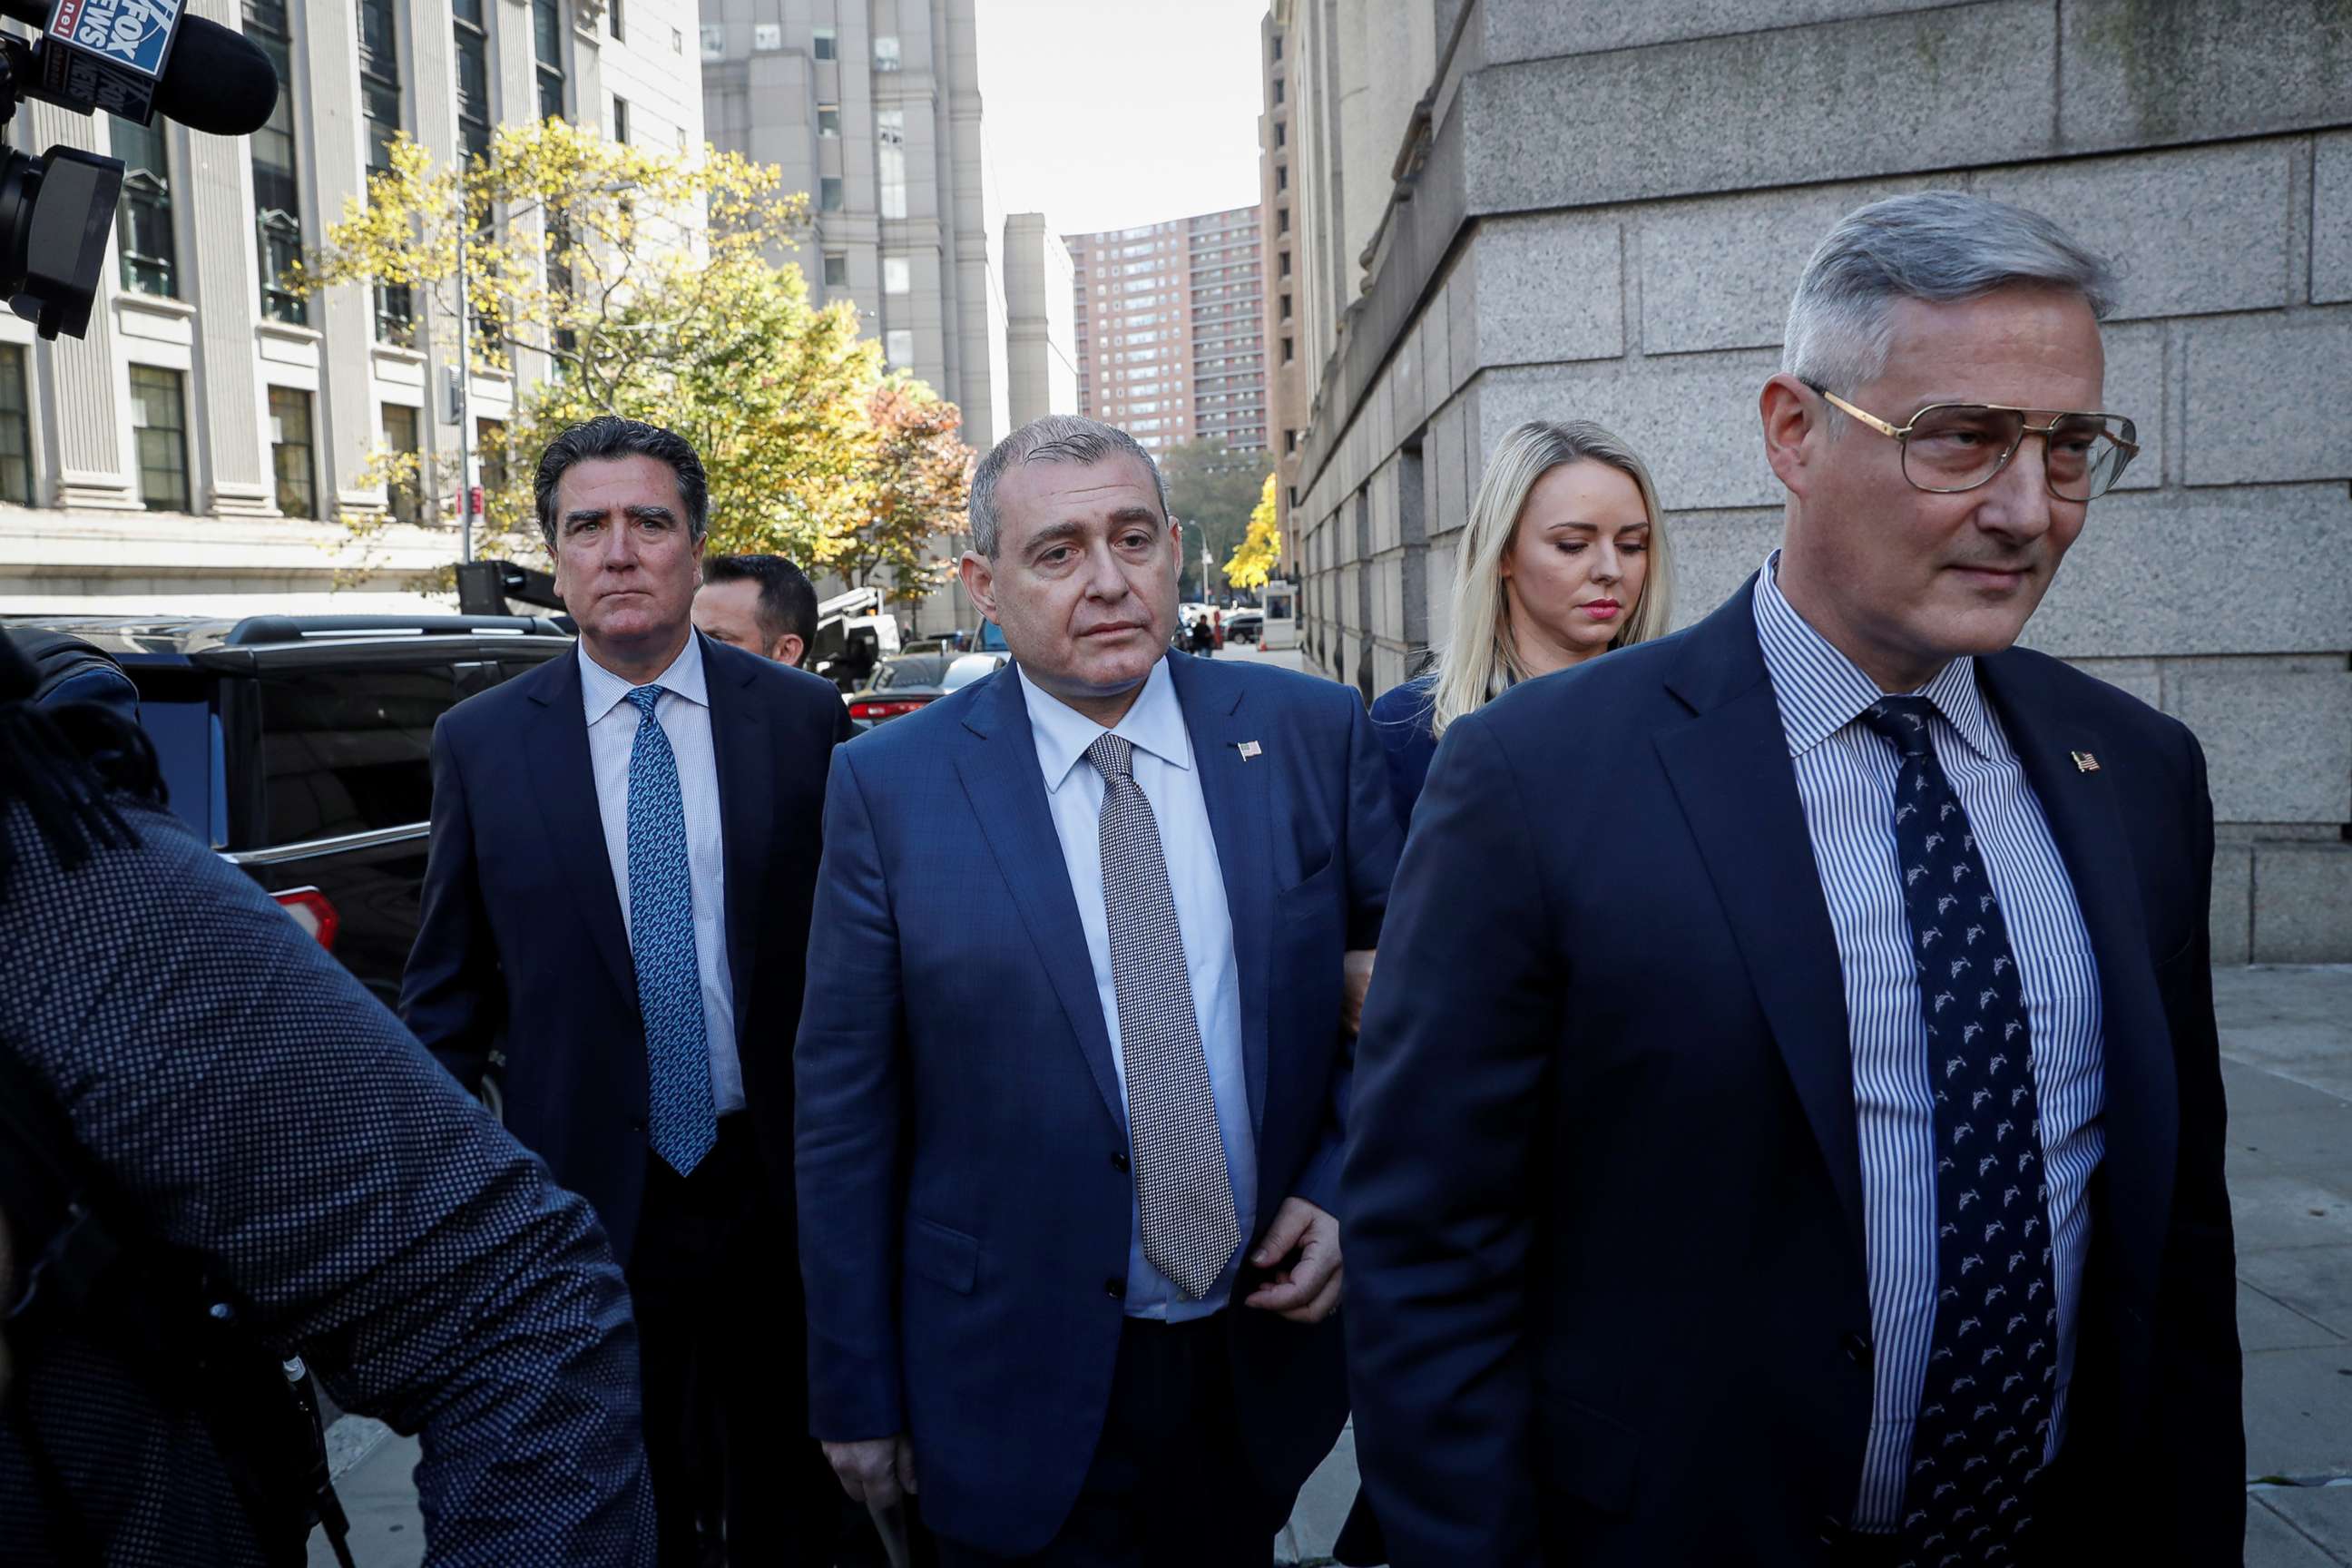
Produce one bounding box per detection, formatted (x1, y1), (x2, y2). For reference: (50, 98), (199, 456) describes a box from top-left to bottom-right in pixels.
(404, 416), (853, 1565)
(698, 553), (819, 670)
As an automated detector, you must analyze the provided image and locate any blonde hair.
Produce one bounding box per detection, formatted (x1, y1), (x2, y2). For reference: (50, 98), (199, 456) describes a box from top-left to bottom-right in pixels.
(1426, 420), (1673, 740)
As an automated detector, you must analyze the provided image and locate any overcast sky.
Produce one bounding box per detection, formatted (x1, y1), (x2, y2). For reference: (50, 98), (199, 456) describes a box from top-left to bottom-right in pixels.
(975, 0), (1271, 241)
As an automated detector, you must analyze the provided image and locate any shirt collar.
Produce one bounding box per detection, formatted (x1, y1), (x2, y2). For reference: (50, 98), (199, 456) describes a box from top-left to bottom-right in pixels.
(1752, 551), (1998, 762)
(1019, 656), (1192, 794)
(580, 631), (710, 725)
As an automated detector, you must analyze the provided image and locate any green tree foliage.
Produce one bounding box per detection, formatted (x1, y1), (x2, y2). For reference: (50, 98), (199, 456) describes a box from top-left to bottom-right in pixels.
(1159, 438), (1273, 599)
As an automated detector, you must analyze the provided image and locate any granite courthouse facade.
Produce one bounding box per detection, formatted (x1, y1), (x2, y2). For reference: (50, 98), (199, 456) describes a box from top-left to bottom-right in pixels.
(1263, 0), (2352, 963)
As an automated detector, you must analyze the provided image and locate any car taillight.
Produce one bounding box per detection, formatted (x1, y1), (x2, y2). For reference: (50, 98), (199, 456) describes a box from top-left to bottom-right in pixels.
(274, 887), (340, 952)
(849, 699), (931, 720)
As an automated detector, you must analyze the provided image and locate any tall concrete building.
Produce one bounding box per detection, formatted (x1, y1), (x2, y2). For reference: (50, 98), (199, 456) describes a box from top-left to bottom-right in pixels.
(1068, 202), (1269, 455)
(1258, 11), (1303, 564)
(1274, 0), (2352, 961)
(1003, 212), (1076, 429)
(700, 0), (1002, 449)
(0, 0), (698, 614)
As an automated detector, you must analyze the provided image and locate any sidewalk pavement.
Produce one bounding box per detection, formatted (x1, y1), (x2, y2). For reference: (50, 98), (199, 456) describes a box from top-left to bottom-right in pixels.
(312, 954), (2352, 1567)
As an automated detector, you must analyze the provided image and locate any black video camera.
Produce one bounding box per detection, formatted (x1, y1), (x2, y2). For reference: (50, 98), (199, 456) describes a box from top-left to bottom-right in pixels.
(0, 0), (278, 339)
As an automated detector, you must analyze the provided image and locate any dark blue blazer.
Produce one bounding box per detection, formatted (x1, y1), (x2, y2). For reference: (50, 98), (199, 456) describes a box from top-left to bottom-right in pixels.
(795, 651), (1397, 1556)
(1367, 675), (1438, 830)
(1344, 581), (2241, 1565)
(401, 635), (852, 1263)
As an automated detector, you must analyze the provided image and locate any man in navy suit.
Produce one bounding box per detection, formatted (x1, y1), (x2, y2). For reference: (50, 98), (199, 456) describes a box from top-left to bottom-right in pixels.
(796, 414), (1397, 1565)
(403, 416), (853, 1565)
(1346, 193), (2241, 1566)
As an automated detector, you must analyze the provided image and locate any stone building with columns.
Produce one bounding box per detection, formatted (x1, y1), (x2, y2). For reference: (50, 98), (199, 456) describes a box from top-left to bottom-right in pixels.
(1263, 0), (2352, 962)
(0, 0), (701, 616)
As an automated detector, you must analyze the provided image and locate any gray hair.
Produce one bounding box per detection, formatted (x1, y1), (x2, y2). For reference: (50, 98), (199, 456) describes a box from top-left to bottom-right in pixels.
(534, 415), (710, 554)
(1782, 191), (2118, 407)
(968, 415), (1170, 557)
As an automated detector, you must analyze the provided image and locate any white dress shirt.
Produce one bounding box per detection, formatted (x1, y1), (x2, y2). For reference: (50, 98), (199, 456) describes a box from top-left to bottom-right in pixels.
(1751, 556), (2105, 1531)
(578, 634), (745, 1115)
(1019, 660), (1256, 1320)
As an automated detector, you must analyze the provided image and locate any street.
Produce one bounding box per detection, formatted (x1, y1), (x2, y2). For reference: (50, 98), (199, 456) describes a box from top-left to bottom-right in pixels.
(312, 946), (2352, 1566)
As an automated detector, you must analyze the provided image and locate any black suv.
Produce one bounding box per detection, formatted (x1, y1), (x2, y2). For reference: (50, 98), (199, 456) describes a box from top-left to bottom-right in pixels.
(5, 614), (574, 1004)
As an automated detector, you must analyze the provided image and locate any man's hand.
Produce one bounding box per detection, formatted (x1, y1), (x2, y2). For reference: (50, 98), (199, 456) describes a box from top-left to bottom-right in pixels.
(1242, 1196), (1343, 1323)
(823, 1435), (919, 1509)
(1341, 947), (1376, 1036)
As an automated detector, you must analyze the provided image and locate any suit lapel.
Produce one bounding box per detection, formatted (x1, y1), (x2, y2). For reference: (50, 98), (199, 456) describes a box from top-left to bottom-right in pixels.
(703, 635), (771, 1005)
(955, 671), (1128, 1135)
(1169, 652), (1273, 1135)
(1654, 588), (1867, 1263)
(522, 648), (635, 1000)
(1977, 653), (2177, 1308)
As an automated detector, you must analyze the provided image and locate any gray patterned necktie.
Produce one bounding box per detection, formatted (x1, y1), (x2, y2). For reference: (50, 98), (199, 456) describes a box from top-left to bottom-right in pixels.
(1085, 731), (1240, 1299)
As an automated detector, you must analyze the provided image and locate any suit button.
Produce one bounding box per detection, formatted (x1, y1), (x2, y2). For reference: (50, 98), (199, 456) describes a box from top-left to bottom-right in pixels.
(1842, 1331), (1872, 1367)
(1103, 1277), (1125, 1300)
(1111, 1151), (1130, 1173)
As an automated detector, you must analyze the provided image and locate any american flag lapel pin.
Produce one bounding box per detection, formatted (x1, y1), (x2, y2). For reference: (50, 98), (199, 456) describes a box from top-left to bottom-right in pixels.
(1236, 740), (1262, 761)
(2071, 750), (2100, 773)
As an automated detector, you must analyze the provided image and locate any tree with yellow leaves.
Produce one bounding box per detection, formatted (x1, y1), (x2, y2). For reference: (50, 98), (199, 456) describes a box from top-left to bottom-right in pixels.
(301, 119), (929, 575)
(1224, 472), (1282, 591)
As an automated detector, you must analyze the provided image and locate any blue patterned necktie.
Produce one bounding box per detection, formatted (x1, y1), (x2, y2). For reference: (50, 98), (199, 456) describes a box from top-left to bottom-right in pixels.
(1860, 696), (2056, 1568)
(625, 684), (717, 1176)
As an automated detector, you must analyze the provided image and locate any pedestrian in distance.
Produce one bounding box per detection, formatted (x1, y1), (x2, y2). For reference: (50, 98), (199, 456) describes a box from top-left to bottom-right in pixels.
(401, 416), (856, 1567)
(795, 414), (1399, 1567)
(0, 632), (654, 1566)
(1188, 612), (1218, 659)
(1345, 191), (2240, 1565)
(696, 551), (822, 671)
(1367, 418), (1674, 831)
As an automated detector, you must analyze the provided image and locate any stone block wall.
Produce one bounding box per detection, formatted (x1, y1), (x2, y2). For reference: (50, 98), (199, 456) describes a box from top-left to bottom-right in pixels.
(1289, 0), (2352, 960)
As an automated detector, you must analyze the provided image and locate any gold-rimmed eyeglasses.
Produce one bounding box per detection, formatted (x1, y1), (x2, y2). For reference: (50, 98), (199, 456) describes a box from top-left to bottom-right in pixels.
(1811, 387), (2141, 502)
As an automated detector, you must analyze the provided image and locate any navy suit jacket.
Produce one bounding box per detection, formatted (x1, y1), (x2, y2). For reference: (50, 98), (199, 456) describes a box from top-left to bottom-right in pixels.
(1344, 582), (2241, 1565)
(795, 651), (1398, 1556)
(402, 635), (852, 1264)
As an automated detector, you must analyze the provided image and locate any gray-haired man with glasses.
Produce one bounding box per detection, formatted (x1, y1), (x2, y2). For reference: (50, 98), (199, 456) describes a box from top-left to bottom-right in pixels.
(1346, 191), (2240, 1566)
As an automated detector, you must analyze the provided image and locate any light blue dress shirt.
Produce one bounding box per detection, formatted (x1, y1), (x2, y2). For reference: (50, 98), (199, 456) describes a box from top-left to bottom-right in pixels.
(1752, 555), (2105, 1532)
(1020, 660), (1256, 1320)
(579, 634), (746, 1116)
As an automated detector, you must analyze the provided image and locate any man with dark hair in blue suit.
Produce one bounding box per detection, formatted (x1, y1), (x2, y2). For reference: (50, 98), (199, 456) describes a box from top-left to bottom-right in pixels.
(403, 416), (854, 1566)
(1347, 193), (2241, 1566)
(797, 415), (1397, 1566)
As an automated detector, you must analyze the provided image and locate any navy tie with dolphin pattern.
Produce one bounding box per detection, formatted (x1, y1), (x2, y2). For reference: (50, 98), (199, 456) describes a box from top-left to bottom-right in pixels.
(625, 683), (718, 1177)
(1860, 695), (2056, 1568)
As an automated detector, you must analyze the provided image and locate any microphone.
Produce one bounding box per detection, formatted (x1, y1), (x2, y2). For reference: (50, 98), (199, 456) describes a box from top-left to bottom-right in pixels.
(0, 0), (277, 136)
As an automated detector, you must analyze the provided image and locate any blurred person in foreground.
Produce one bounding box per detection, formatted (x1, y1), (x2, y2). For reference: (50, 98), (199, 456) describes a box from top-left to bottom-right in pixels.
(795, 415), (1398, 1566)
(1346, 191), (2240, 1566)
(403, 416), (854, 1565)
(0, 632), (652, 1565)
(697, 552), (820, 670)
(1367, 419), (1673, 829)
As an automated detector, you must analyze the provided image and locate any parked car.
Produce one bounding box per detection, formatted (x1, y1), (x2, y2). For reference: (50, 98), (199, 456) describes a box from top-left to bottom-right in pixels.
(4, 613), (573, 1004)
(1224, 610), (1264, 645)
(846, 651), (1008, 730)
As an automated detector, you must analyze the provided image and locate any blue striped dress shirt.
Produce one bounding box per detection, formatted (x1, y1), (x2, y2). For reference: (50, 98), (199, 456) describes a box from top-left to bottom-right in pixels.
(1751, 556), (2106, 1532)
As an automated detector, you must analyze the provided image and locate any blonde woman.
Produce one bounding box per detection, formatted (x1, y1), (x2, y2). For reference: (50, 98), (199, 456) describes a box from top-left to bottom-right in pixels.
(1367, 418), (1674, 828)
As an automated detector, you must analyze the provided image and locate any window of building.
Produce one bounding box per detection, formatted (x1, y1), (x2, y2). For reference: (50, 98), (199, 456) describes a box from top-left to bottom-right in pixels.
(1274, 122), (1288, 148)
(607, 0), (622, 39)
(112, 117), (176, 298)
(1279, 250), (1292, 277)
(244, 1), (306, 325)
(1276, 165), (1288, 191)
(454, 0), (493, 162)
(532, 0), (566, 120)
(822, 251), (848, 286)
(382, 403), (422, 524)
(269, 387), (316, 519)
(610, 93), (630, 142)
(877, 110), (906, 219)
(130, 366), (190, 513)
(1277, 207), (1289, 235)
(1279, 291), (1292, 319)
(882, 256), (910, 294)
(0, 346), (32, 505)
(819, 176), (842, 212)
(1272, 34), (1282, 61)
(817, 102), (839, 137)
(874, 34), (899, 70)
(1282, 336), (1295, 362)
(1272, 76), (1285, 104)
(358, 0), (413, 340)
(699, 22), (723, 60)
(812, 25), (835, 59)
(885, 328), (913, 367)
